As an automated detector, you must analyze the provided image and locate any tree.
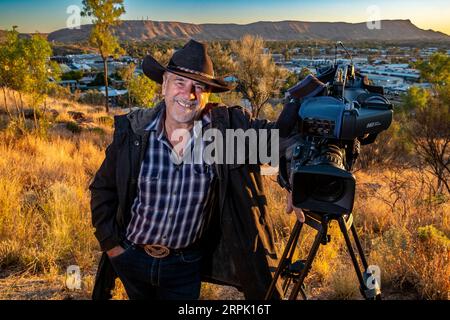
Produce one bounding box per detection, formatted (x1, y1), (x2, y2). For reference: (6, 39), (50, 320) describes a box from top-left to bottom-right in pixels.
(0, 27), (60, 132)
(281, 72), (298, 96)
(280, 68), (312, 96)
(298, 67), (312, 81)
(117, 62), (135, 108)
(0, 27), (19, 117)
(404, 53), (450, 194)
(230, 35), (287, 118)
(282, 44), (292, 61)
(414, 53), (450, 105)
(152, 48), (175, 67)
(82, 0), (125, 113)
(21, 34), (61, 130)
(128, 74), (159, 108)
(61, 70), (84, 81)
(0, 27), (27, 119)
(208, 41), (236, 77)
(91, 72), (112, 86)
(406, 88), (449, 194)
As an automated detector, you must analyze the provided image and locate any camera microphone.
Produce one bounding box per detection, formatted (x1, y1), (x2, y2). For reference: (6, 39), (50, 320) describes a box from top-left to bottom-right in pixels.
(336, 41), (353, 65)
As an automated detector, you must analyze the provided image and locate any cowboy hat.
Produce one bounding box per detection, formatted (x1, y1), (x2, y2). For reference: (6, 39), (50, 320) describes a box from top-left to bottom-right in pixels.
(142, 39), (235, 93)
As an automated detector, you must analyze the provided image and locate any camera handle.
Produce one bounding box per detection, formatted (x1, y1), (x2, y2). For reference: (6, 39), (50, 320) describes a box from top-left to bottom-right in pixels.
(265, 212), (382, 300)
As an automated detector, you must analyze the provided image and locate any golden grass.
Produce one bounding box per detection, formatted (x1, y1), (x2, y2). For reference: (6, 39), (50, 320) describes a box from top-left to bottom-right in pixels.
(0, 132), (103, 274)
(0, 89), (448, 300)
(262, 157), (449, 300)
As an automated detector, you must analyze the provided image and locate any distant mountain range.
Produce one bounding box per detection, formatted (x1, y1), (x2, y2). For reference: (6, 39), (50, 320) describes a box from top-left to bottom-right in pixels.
(45, 19), (450, 43)
(0, 29), (42, 42)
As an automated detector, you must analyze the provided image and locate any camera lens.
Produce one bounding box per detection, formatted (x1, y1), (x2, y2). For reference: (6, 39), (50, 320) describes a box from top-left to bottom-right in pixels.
(310, 175), (345, 202)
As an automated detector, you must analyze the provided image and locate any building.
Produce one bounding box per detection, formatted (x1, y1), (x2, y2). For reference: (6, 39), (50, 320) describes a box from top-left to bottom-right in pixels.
(357, 64), (420, 82)
(98, 86), (128, 107)
(58, 80), (79, 93)
(271, 53), (285, 63)
(362, 74), (405, 88)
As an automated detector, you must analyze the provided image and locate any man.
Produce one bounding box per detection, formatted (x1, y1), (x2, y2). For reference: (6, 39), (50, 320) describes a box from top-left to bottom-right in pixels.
(90, 39), (304, 300)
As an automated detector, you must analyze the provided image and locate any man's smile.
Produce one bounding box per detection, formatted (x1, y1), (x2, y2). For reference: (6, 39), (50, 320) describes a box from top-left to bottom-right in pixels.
(174, 97), (198, 109)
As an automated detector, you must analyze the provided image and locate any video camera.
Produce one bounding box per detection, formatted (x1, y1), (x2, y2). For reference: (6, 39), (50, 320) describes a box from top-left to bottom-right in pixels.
(278, 61), (393, 215)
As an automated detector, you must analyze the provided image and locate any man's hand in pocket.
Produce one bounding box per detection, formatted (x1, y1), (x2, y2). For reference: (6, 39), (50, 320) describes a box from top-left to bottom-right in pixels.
(107, 246), (125, 258)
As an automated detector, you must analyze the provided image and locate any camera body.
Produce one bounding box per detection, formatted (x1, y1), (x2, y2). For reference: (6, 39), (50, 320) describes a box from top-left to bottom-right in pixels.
(281, 63), (393, 215)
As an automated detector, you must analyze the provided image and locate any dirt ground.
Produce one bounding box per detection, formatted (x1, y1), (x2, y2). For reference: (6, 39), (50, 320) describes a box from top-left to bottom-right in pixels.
(0, 272), (245, 300)
(0, 272), (417, 300)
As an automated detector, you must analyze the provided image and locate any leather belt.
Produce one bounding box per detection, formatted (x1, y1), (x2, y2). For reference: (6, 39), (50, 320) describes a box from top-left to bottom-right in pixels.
(132, 241), (202, 259)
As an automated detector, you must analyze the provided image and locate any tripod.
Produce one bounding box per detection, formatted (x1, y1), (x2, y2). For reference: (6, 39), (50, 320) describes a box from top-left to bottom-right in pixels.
(265, 211), (382, 300)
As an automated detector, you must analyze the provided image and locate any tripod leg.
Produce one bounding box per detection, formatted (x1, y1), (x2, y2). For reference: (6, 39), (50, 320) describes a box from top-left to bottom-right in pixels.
(282, 222), (305, 295)
(338, 216), (368, 298)
(350, 224), (369, 269)
(289, 219), (328, 300)
(299, 286), (307, 300)
(350, 223), (382, 300)
(265, 221), (303, 300)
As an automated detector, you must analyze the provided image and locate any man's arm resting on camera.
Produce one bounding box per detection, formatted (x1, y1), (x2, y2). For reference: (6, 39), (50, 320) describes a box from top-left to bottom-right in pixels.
(229, 107), (305, 222)
(227, 106), (277, 166)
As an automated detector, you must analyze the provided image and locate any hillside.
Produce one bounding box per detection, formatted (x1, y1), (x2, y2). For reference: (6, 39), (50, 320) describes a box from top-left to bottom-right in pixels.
(0, 30), (46, 42)
(47, 19), (450, 43)
(0, 87), (449, 300)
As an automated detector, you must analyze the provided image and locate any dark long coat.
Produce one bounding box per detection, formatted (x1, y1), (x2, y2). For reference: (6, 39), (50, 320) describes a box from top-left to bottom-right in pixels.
(89, 102), (283, 299)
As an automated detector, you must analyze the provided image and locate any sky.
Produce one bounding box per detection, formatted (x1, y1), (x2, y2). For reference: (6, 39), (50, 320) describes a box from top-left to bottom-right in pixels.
(0, 0), (449, 35)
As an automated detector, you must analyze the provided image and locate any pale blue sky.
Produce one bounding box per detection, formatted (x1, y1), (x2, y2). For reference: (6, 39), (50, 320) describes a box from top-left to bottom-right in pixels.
(0, 0), (449, 35)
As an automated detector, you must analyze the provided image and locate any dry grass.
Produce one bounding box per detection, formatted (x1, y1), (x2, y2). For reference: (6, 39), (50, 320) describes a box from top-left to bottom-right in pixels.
(0, 131), (105, 274)
(0, 89), (448, 300)
(263, 168), (449, 300)
(355, 169), (449, 299)
(0, 90), (120, 277)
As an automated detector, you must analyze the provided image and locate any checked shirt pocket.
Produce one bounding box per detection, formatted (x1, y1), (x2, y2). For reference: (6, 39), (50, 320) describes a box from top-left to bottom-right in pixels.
(140, 169), (168, 195)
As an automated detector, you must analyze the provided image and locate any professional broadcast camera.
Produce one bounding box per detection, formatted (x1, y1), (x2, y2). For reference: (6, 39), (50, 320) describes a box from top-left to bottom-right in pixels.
(266, 44), (393, 300)
(278, 62), (393, 215)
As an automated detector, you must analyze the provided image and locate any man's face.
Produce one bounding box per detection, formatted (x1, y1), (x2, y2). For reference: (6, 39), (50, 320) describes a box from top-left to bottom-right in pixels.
(162, 72), (211, 126)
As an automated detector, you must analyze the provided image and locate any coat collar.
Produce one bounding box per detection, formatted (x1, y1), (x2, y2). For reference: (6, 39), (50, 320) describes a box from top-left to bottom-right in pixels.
(127, 102), (165, 136)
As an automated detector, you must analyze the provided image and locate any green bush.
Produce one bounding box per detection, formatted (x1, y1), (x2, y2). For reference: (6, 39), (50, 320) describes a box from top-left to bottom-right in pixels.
(417, 225), (450, 247)
(88, 127), (106, 136)
(61, 70), (84, 81)
(65, 121), (82, 134)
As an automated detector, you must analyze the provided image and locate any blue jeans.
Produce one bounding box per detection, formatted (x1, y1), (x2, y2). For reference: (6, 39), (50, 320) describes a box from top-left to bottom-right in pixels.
(109, 242), (202, 300)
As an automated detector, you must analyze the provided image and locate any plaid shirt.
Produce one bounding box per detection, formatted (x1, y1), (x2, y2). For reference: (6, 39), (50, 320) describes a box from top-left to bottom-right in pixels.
(126, 108), (215, 249)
